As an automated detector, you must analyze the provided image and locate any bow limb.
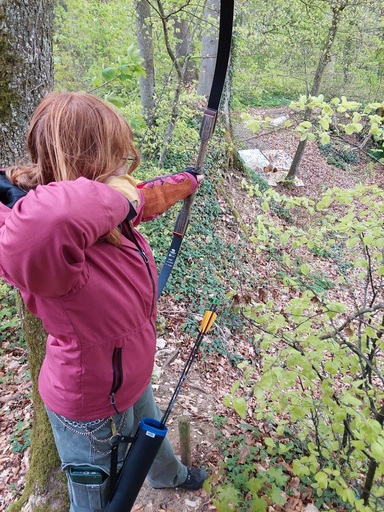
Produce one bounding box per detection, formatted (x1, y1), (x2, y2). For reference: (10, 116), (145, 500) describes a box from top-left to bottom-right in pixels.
(157, 0), (234, 298)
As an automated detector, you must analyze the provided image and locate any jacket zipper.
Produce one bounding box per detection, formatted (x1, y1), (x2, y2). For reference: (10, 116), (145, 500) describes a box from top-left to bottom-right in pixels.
(125, 221), (156, 337)
(109, 221), (157, 412)
(137, 246), (156, 337)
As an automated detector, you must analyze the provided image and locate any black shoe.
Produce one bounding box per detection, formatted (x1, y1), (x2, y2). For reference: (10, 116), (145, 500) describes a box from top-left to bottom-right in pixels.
(178, 466), (208, 490)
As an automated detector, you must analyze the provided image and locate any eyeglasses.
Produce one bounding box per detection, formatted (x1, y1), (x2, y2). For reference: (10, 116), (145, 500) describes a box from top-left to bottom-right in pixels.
(121, 156), (137, 162)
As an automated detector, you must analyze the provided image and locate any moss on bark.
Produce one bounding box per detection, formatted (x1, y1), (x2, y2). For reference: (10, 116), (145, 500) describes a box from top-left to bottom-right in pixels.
(10, 294), (68, 512)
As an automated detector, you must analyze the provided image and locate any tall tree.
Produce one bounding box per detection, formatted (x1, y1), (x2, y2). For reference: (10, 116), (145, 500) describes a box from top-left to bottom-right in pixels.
(284, 0), (351, 183)
(0, 2), (67, 511)
(0, 1), (54, 165)
(135, 0), (156, 123)
(156, 0), (201, 166)
(174, 16), (197, 85)
(196, 0), (219, 96)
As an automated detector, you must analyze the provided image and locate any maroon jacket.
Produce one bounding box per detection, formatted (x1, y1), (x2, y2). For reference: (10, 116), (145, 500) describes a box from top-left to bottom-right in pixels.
(0, 173), (197, 420)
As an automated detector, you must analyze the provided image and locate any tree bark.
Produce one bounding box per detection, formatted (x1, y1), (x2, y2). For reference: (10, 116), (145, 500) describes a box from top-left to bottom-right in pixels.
(0, 2), (66, 510)
(285, 1), (348, 184)
(135, 0), (156, 124)
(0, 0), (54, 166)
(196, 0), (219, 97)
(173, 17), (197, 85)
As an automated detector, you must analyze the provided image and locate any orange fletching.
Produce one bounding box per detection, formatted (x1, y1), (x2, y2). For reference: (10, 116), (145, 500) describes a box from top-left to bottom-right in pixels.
(200, 311), (217, 334)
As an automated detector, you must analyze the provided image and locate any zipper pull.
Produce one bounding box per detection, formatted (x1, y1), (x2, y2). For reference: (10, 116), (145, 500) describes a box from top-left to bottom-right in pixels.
(141, 249), (149, 263)
(110, 393), (119, 414)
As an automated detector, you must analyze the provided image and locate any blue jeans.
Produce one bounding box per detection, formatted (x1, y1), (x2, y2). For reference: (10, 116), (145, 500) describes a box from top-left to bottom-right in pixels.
(46, 384), (187, 512)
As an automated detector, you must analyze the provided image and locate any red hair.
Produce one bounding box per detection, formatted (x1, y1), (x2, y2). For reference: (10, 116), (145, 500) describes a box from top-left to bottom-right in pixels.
(7, 92), (140, 246)
(8, 92), (139, 188)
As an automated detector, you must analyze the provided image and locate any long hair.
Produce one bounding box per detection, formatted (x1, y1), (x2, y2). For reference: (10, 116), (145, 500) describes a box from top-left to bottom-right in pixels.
(7, 92), (140, 245)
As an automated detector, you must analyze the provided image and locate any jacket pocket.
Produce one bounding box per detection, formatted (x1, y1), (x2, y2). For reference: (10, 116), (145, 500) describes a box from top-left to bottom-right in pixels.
(110, 347), (123, 410)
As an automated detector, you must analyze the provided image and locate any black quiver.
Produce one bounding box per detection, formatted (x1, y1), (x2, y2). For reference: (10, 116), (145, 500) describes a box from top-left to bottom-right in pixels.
(105, 417), (168, 512)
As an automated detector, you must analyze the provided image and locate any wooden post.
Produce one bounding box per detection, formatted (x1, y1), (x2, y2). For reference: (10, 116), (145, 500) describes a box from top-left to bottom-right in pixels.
(178, 416), (192, 466)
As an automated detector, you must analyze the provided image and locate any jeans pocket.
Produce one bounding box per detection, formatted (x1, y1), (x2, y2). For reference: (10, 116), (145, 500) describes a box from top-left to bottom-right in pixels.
(67, 472), (110, 509)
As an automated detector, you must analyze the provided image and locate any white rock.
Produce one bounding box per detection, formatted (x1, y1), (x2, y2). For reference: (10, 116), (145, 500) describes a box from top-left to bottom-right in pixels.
(304, 505), (320, 512)
(156, 338), (166, 349)
(270, 115), (288, 127)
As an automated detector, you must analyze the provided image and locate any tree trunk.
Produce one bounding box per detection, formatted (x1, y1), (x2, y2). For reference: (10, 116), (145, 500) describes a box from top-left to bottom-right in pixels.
(196, 0), (219, 97)
(12, 296), (68, 512)
(135, 0), (156, 124)
(0, 0), (54, 166)
(0, 2), (67, 510)
(173, 17), (197, 85)
(156, 0), (200, 167)
(285, 1), (348, 184)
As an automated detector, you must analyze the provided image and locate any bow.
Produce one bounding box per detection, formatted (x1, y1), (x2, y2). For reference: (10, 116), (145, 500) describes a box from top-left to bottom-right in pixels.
(157, 0), (234, 299)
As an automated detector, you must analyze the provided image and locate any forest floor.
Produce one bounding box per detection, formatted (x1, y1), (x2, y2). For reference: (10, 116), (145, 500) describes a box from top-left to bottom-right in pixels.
(1, 106), (383, 512)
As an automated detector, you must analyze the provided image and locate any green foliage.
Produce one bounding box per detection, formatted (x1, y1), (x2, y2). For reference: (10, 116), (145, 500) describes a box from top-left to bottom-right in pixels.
(320, 143), (359, 170)
(138, 161), (245, 360)
(8, 421), (31, 454)
(211, 183), (384, 511)
(53, 0), (150, 134)
(243, 94), (384, 163)
(234, 0), (384, 104)
(54, 0), (137, 90)
(208, 417), (298, 511)
(0, 281), (23, 347)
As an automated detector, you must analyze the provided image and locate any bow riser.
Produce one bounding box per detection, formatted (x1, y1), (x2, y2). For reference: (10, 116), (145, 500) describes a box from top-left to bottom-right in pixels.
(173, 193), (195, 237)
(195, 108), (218, 171)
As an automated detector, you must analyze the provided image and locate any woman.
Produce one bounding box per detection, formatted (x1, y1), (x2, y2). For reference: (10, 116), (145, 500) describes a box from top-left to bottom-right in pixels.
(0, 92), (206, 511)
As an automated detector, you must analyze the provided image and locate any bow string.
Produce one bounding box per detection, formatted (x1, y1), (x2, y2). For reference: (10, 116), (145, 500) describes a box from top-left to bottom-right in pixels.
(157, 0), (234, 298)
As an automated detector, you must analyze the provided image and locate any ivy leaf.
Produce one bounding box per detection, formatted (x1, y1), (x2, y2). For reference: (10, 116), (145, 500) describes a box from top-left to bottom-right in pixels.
(251, 497), (267, 511)
(214, 485), (240, 511)
(268, 466), (289, 486)
(269, 484), (287, 506)
(248, 476), (263, 495)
